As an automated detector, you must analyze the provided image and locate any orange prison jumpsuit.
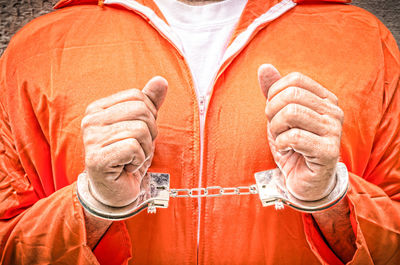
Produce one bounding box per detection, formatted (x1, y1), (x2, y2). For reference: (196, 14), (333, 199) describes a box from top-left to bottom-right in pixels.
(0, 0), (399, 264)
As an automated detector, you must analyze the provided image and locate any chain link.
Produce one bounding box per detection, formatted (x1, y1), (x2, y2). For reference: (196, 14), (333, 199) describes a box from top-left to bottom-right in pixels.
(170, 185), (258, 198)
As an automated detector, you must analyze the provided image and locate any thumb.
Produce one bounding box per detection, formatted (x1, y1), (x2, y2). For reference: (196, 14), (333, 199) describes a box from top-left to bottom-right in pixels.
(142, 76), (168, 110)
(258, 64), (281, 100)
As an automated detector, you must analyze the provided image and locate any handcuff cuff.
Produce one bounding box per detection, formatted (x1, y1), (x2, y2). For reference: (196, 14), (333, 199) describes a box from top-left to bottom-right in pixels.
(77, 162), (349, 221)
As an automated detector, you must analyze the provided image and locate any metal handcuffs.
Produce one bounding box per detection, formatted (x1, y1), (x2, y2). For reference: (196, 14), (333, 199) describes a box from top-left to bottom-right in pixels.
(77, 163), (349, 220)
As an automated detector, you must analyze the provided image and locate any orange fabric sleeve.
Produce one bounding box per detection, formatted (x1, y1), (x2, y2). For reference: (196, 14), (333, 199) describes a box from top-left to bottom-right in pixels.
(0, 56), (131, 265)
(303, 20), (400, 264)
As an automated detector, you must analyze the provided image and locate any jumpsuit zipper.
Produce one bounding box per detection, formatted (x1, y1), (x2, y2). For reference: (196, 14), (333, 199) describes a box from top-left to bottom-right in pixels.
(197, 95), (206, 263)
(101, 1), (297, 263)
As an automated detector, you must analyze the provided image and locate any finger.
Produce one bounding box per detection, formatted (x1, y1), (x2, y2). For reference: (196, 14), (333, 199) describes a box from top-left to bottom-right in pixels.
(85, 88), (158, 118)
(274, 128), (340, 164)
(82, 100), (158, 139)
(100, 120), (154, 160)
(258, 64), (282, 99)
(269, 103), (339, 138)
(90, 168), (143, 207)
(142, 76), (168, 111)
(135, 156), (152, 177)
(268, 72), (338, 105)
(266, 86), (343, 121)
(87, 138), (146, 175)
(125, 155), (151, 174)
(140, 173), (150, 194)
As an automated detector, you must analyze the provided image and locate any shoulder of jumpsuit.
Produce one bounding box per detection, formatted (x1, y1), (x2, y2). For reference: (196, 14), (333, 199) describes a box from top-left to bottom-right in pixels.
(52, 0), (353, 9)
(46, 0), (386, 41)
(47, 0), (385, 37)
(2, 0), (383, 66)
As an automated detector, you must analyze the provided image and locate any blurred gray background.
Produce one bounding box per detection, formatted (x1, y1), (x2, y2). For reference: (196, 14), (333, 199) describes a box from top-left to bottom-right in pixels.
(0, 0), (399, 55)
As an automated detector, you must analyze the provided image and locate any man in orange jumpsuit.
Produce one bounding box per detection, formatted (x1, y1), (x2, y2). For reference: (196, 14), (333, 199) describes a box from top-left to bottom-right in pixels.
(0, 0), (399, 264)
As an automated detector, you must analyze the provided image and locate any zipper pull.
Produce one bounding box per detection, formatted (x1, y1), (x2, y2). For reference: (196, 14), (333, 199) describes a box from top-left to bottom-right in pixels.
(199, 96), (206, 116)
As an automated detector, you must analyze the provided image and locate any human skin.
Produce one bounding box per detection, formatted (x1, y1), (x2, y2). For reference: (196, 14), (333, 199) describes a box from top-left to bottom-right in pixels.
(258, 64), (356, 262)
(83, 70), (356, 262)
(81, 77), (168, 248)
(82, 1), (356, 262)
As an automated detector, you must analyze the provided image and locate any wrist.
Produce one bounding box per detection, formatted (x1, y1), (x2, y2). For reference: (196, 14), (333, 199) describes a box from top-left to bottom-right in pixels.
(287, 167), (337, 202)
(83, 208), (112, 249)
(311, 196), (357, 263)
(255, 162), (349, 213)
(77, 172), (170, 220)
(88, 175), (138, 207)
(77, 172), (142, 220)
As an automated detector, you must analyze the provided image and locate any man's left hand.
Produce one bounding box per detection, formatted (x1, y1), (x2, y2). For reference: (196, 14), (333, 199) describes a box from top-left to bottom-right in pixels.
(258, 64), (344, 201)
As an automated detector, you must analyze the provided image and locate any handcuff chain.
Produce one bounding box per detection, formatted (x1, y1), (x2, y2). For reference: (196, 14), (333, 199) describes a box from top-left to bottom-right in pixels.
(169, 185), (258, 198)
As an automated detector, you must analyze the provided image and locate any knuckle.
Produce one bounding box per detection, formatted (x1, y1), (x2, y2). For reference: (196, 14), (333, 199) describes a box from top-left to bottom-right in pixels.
(269, 119), (278, 135)
(133, 155), (145, 166)
(287, 86), (300, 101)
(133, 101), (150, 117)
(135, 121), (149, 139)
(321, 114), (333, 134)
(81, 117), (89, 130)
(82, 132), (97, 146)
(117, 102), (130, 113)
(332, 145), (340, 158)
(274, 134), (284, 149)
(334, 121), (343, 137)
(117, 121), (129, 131)
(85, 151), (99, 169)
(330, 105), (344, 123)
(126, 138), (140, 150)
(132, 157), (144, 167)
(322, 97), (332, 107)
(81, 114), (94, 129)
(321, 113), (331, 123)
(290, 129), (302, 142)
(326, 139), (340, 159)
(148, 143), (155, 155)
(130, 88), (145, 100)
(152, 125), (159, 139)
(136, 121), (149, 135)
(322, 115), (343, 137)
(85, 102), (98, 115)
(265, 105), (273, 121)
(285, 103), (299, 120)
(337, 107), (344, 123)
(289, 72), (304, 83)
(287, 103), (298, 113)
(137, 100), (147, 109)
(332, 94), (339, 105)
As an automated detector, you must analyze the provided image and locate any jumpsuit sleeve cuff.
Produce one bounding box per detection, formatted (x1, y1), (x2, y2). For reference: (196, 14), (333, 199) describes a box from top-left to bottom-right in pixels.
(73, 185), (132, 265)
(302, 194), (359, 265)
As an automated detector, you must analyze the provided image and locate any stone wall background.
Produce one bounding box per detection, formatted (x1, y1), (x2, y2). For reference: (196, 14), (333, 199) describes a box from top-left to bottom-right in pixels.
(0, 0), (399, 55)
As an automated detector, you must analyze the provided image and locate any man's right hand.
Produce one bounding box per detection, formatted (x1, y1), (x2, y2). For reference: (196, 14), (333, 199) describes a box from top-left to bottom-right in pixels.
(81, 76), (168, 207)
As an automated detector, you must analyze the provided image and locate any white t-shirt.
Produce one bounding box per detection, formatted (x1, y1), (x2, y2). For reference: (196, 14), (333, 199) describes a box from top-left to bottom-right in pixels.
(153, 0), (248, 99)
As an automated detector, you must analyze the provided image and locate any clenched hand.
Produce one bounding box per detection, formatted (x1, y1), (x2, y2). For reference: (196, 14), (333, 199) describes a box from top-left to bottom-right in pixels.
(258, 65), (344, 201)
(81, 76), (168, 207)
